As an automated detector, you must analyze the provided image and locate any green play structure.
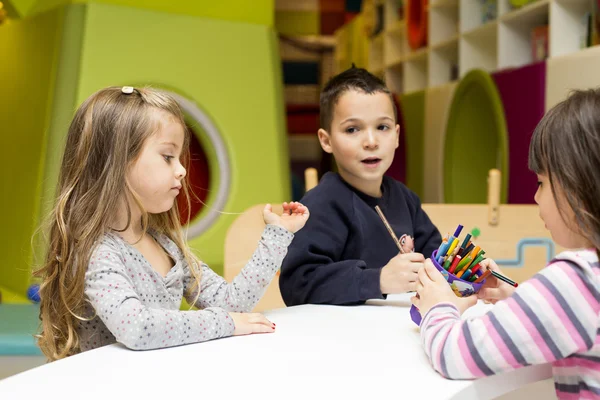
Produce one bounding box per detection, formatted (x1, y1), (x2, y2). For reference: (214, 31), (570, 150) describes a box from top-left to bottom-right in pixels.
(443, 69), (509, 204)
(1, 0), (288, 301)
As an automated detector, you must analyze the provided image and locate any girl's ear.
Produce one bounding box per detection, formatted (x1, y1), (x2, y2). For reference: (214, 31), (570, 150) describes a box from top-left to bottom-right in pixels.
(394, 124), (400, 149)
(318, 129), (333, 154)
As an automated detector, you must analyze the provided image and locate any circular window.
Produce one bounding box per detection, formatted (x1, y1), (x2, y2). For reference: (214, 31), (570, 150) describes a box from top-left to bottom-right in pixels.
(162, 90), (231, 239)
(176, 123), (210, 226)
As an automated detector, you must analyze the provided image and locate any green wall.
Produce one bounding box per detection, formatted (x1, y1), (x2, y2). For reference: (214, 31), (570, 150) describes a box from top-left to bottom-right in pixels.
(43, 2), (289, 275)
(400, 90), (426, 199)
(0, 7), (64, 300)
(1, 0), (286, 302)
(6, 0), (275, 26)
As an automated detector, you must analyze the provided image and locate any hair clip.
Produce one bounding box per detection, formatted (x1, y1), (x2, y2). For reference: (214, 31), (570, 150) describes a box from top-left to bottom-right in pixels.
(121, 86), (134, 94)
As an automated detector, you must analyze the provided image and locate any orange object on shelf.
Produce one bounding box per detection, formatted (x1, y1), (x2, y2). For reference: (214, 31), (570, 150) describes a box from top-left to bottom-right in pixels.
(407, 0), (428, 50)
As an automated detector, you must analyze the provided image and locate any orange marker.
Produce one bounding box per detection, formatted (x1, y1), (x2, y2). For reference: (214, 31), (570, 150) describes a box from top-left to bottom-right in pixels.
(474, 269), (492, 283)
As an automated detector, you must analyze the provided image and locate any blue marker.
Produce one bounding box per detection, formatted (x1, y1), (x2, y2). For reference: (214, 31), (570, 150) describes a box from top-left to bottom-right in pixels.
(453, 224), (464, 238)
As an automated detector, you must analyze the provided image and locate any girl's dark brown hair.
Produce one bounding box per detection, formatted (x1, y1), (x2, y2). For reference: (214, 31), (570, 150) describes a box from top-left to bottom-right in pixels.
(529, 88), (600, 258)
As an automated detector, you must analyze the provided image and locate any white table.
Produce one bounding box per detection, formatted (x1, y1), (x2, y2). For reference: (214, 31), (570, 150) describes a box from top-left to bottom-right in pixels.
(0, 294), (552, 399)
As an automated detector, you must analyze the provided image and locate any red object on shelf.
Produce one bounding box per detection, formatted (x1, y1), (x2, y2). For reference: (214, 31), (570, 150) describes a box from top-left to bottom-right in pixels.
(286, 104), (321, 134)
(386, 94), (407, 184)
(531, 25), (549, 62)
(321, 12), (346, 35)
(407, 0), (428, 50)
(319, 0), (345, 12)
(344, 12), (359, 23)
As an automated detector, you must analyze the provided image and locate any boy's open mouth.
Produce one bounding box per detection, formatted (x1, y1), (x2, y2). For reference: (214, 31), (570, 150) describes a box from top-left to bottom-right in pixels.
(361, 157), (381, 165)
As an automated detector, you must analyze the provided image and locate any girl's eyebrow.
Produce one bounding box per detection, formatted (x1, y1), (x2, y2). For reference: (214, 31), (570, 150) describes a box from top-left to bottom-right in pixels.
(160, 142), (179, 150)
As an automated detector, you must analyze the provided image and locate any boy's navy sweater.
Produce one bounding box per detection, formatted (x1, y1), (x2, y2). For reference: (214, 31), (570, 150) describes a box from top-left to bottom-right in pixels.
(279, 172), (442, 306)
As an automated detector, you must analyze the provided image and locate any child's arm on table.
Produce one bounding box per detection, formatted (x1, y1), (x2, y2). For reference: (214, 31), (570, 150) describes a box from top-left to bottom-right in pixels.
(186, 202), (308, 312)
(413, 258), (599, 379)
(86, 245), (234, 350)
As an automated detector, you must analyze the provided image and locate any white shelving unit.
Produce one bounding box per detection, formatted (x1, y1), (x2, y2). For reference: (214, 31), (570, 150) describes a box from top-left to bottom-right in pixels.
(358, 0), (597, 94)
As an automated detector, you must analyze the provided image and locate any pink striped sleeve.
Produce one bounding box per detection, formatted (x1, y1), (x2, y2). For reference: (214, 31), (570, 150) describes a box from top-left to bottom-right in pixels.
(420, 259), (599, 380)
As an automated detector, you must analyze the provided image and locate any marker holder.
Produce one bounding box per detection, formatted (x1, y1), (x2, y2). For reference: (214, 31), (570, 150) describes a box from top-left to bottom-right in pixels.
(410, 249), (487, 325)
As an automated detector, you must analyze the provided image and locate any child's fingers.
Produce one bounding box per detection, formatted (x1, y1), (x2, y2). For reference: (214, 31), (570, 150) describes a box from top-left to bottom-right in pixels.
(411, 295), (420, 308)
(300, 204), (310, 217)
(416, 281), (423, 293)
(418, 264), (430, 285)
(477, 287), (504, 301)
(294, 203), (308, 214)
(290, 202), (306, 214)
(424, 259), (446, 284)
(410, 261), (424, 273)
(248, 313), (274, 327)
(479, 258), (500, 272)
(251, 323), (276, 334)
(400, 252), (425, 262)
(263, 204), (272, 214)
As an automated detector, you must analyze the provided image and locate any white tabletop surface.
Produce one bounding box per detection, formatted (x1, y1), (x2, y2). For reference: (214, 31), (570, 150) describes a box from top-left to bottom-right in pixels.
(0, 294), (552, 399)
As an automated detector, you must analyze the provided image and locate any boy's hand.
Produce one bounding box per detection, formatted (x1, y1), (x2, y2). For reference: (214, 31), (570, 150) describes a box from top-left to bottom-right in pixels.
(411, 259), (477, 316)
(476, 259), (516, 304)
(230, 312), (276, 336)
(263, 202), (310, 233)
(380, 252), (425, 294)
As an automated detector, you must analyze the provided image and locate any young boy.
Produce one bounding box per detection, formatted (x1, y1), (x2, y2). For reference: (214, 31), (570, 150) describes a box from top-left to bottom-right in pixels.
(279, 67), (442, 306)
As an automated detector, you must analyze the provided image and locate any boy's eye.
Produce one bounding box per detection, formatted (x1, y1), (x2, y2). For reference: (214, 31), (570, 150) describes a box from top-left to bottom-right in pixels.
(345, 127), (358, 134)
(378, 124), (390, 131)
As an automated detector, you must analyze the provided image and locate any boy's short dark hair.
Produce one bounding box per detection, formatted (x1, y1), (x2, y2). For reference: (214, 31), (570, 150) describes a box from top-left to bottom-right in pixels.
(320, 67), (397, 132)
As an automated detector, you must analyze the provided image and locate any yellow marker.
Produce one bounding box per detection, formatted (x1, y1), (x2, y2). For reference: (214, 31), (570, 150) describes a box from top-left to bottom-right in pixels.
(445, 238), (459, 257)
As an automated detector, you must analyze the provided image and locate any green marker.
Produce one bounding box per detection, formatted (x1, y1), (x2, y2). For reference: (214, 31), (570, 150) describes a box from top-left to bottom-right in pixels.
(443, 258), (452, 270)
(454, 256), (472, 273)
(470, 252), (486, 269)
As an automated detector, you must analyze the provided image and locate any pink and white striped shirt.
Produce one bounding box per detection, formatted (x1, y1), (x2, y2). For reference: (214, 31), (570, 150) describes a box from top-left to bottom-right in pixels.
(420, 249), (600, 399)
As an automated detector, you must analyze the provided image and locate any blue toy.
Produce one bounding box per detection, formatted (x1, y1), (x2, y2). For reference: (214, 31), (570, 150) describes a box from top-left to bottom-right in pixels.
(27, 284), (40, 303)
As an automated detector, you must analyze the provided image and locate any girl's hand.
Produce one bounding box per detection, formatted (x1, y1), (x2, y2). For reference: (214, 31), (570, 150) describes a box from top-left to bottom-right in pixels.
(411, 259), (477, 317)
(263, 202), (310, 233)
(229, 312), (276, 336)
(476, 259), (516, 304)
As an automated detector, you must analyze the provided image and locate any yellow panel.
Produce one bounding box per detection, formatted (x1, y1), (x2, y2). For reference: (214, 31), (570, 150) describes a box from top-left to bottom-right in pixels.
(3, 0), (38, 18)
(0, 7), (64, 301)
(6, 0), (274, 25)
(275, 10), (319, 35)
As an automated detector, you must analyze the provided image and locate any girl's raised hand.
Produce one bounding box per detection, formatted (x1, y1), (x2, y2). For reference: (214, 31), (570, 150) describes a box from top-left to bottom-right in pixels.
(263, 202), (310, 233)
(229, 312), (276, 336)
(476, 259), (516, 304)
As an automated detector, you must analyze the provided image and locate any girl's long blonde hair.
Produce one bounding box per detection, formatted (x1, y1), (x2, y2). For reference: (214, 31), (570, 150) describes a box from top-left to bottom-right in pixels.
(35, 87), (201, 361)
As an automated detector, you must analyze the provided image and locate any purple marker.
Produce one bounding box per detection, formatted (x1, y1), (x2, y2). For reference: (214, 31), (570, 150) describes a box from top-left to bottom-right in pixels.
(453, 224), (463, 238)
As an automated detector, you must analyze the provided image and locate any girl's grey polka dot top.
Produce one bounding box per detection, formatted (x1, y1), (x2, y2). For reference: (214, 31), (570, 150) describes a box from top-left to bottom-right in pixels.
(79, 225), (293, 352)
